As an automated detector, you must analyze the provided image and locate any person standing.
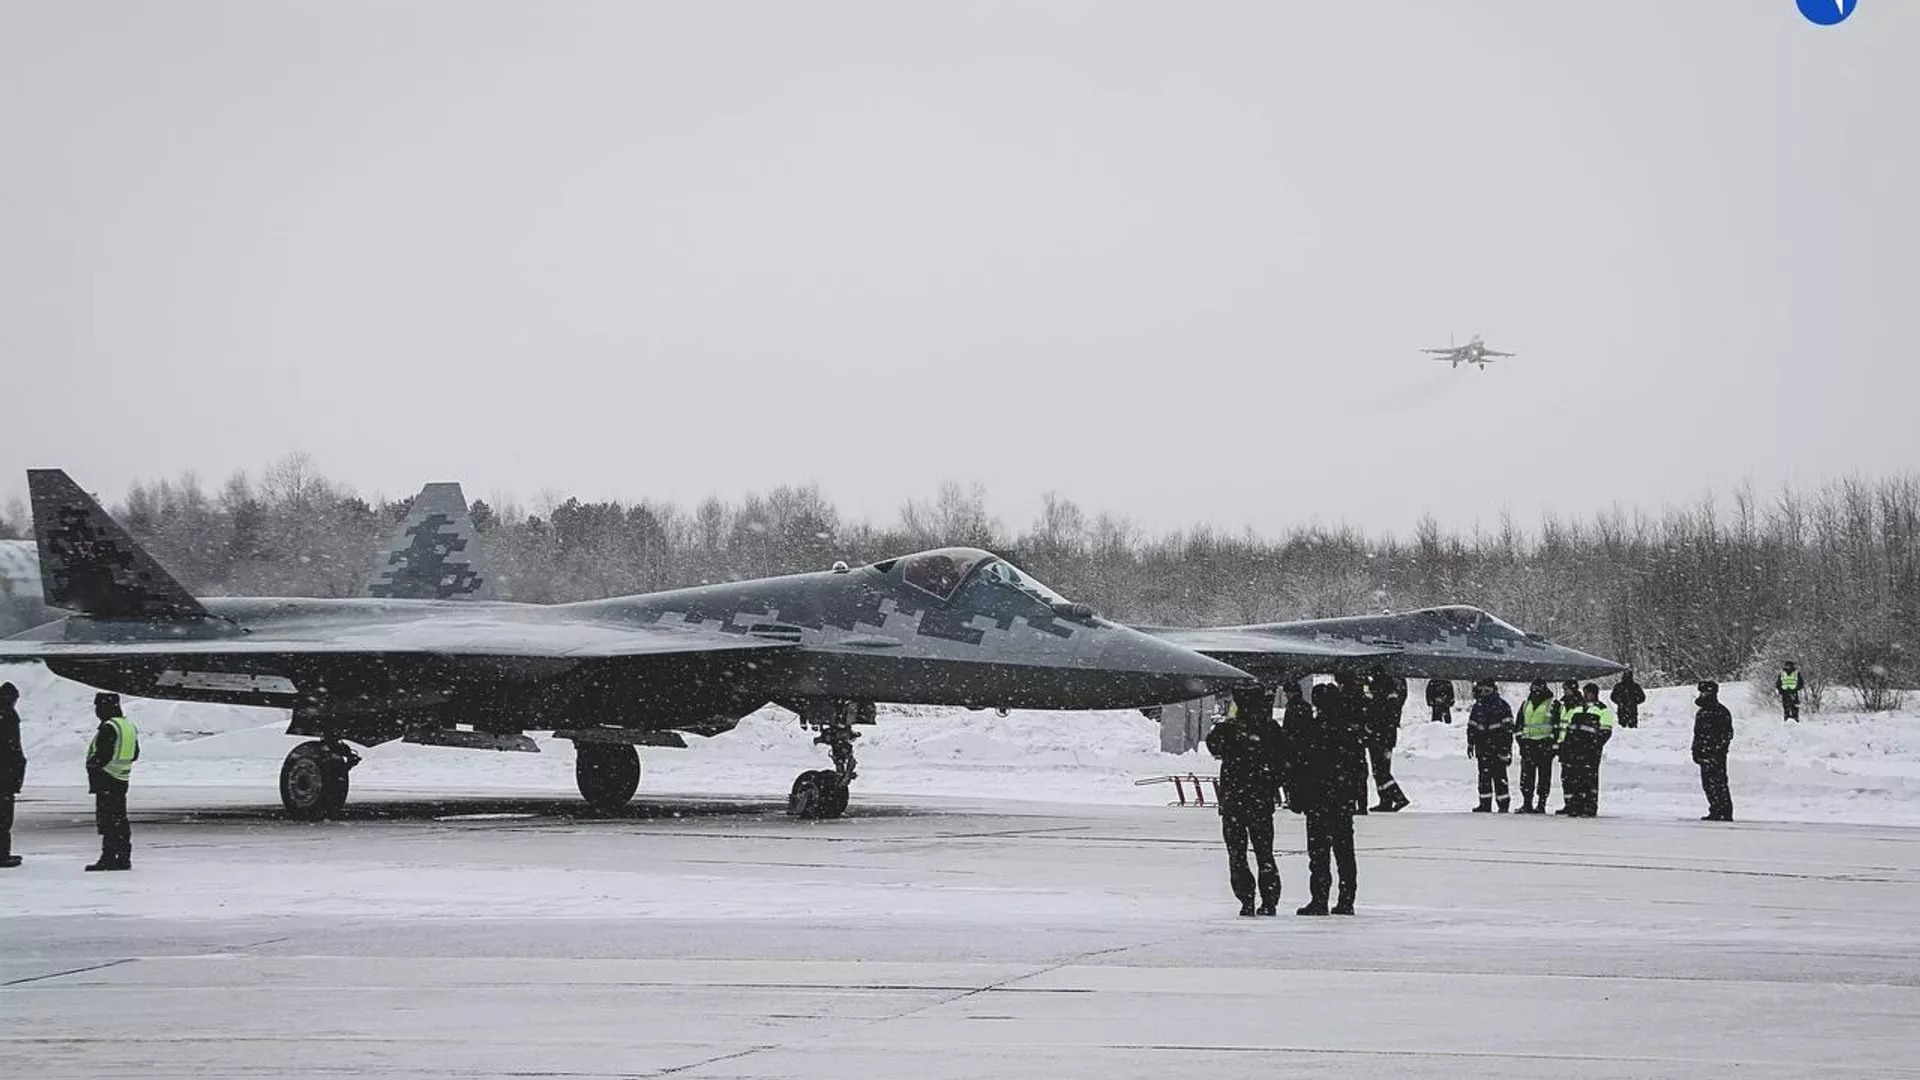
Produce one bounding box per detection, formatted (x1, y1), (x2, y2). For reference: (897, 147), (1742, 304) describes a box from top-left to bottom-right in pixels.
(1609, 670), (1646, 729)
(1465, 679), (1515, 813)
(1205, 688), (1284, 916)
(1289, 684), (1363, 915)
(1, 682), (24, 869)
(1776, 662), (1803, 722)
(1693, 681), (1735, 821)
(1556, 683), (1616, 817)
(1514, 681), (1563, 814)
(1362, 669), (1411, 812)
(85, 692), (139, 872)
(1425, 678), (1456, 724)
(1334, 673), (1371, 815)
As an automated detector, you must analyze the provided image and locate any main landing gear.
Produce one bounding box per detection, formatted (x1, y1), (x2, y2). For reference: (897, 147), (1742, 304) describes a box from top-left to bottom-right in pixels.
(575, 743), (642, 814)
(789, 701), (872, 820)
(279, 739), (361, 821)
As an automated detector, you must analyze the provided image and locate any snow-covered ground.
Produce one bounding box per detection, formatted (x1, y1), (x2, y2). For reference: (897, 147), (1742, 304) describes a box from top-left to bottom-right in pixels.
(8, 662), (1918, 825)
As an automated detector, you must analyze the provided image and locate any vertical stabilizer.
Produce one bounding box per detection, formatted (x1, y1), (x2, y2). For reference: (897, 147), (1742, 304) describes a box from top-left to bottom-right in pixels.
(368, 483), (495, 600)
(27, 469), (208, 619)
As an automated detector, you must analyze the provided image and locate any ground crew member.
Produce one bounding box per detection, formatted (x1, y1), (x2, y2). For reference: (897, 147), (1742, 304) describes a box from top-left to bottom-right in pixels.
(1205, 687), (1284, 916)
(1425, 678), (1455, 724)
(1465, 679), (1514, 812)
(1609, 670), (1646, 729)
(1362, 669), (1411, 813)
(1557, 683), (1616, 817)
(85, 692), (138, 872)
(1693, 681), (1735, 821)
(1777, 662), (1802, 722)
(1289, 683), (1362, 915)
(1281, 682), (1312, 730)
(1334, 673), (1371, 815)
(1, 682), (23, 869)
(1515, 680), (1562, 813)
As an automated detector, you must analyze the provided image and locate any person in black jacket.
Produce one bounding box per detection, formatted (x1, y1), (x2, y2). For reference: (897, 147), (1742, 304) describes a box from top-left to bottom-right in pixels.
(1362, 669), (1411, 812)
(1205, 687), (1284, 916)
(1609, 671), (1646, 729)
(1333, 673), (1371, 815)
(1465, 679), (1515, 813)
(1288, 683), (1363, 915)
(1425, 679), (1455, 724)
(1692, 680), (1735, 821)
(1, 682), (24, 869)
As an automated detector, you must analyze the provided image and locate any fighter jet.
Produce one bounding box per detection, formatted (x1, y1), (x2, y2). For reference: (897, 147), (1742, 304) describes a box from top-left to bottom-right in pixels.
(1423, 334), (1514, 370)
(2, 469), (1249, 820)
(0, 470), (1619, 822)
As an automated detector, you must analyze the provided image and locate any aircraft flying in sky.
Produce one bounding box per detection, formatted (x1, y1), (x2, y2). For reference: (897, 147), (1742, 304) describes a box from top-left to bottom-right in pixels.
(1, 470), (1618, 823)
(1422, 334), (1515, 370)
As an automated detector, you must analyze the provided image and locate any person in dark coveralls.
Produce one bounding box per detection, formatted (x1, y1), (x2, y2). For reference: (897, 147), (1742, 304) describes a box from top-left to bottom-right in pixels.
(1333, 673), (1371, 815)
(1204, 687), (1285, 916)
(85, 692), (139, 871)
(1361, 669), (1411, 812)
(1514, 680), (1563, 814)
(1556, 683), (1615, 817)
(1289, 684), (1363, 915)
(1693, 681), (1735, 821)
(1465, 679), (1515, 813)
(1, 682), (24, 868)
(1776, 662), (1803, 722)
(1609, 670), (1646, 729)
(1425, 678), (1455, 724)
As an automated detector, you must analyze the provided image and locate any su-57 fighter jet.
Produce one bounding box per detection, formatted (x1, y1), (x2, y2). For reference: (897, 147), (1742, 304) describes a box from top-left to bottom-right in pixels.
(0, 470), (1619, 823)
(1423, 334), (1514, 370)
(2, 470), (1249, 820)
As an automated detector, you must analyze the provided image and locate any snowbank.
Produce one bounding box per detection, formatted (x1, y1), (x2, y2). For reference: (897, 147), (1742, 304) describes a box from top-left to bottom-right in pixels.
(7, 663), (1919, 826)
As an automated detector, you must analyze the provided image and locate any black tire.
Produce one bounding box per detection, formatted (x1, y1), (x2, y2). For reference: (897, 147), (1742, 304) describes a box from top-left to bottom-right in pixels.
(823, 775), (850, 819)
(789, 770), (848, 820)
(575, 743), (641, 813)
(280, 741), (347, 821)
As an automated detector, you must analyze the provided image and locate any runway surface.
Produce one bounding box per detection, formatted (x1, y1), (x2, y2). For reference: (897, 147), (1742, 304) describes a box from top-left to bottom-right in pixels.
(5, 784), (1919, 1078)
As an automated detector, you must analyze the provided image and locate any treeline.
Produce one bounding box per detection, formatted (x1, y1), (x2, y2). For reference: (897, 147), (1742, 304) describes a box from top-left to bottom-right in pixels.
(2, 456), (1914, 708)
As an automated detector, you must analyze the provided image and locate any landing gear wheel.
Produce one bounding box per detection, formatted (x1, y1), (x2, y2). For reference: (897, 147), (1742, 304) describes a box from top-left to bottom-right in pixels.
(280, 740), (355, 821)
(788, 769), (847, 820)
(575, 743), (641, 813)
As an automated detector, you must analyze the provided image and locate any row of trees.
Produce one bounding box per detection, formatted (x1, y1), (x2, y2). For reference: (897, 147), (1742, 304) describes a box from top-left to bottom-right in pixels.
(2, 457), (1913, 709)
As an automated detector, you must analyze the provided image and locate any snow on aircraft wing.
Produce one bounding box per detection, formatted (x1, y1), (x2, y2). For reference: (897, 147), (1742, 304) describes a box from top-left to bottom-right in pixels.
(0, 617), (796, 662)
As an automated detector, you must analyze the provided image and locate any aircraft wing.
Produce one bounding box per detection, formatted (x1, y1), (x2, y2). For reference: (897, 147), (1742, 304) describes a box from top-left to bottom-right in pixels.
(1420, 348), (1461, 355)
(0, 618), (796, 662)
(1141, 606), (1622, 684)
(1482, 349), (1515, 357)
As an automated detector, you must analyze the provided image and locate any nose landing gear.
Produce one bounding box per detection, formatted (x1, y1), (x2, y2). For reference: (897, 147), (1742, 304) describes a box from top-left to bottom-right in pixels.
(789, 700), (871, 820)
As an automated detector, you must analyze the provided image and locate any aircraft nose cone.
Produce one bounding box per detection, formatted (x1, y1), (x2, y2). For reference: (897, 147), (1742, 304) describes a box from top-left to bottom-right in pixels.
(1546, 643), (1626, 680)
(1100, 625), (1253, 698)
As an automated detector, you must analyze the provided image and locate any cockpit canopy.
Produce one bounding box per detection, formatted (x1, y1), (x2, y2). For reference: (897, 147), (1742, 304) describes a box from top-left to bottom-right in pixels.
(873, 547), (1070, 608)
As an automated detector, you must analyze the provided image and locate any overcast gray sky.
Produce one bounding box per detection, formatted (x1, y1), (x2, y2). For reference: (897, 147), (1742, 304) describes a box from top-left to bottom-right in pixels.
(1, 1), (1913, 537)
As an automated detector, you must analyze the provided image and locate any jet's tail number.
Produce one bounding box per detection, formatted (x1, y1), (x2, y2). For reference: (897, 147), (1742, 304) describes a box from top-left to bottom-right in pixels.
(367, 483), (495, 600)
(27, 468), (209, 619)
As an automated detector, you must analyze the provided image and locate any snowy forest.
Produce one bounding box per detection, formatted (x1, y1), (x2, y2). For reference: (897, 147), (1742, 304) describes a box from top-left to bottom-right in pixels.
(2, 454), (1915, 709)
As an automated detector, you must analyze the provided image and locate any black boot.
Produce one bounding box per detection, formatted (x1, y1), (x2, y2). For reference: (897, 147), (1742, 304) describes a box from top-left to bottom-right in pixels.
(1473, 799), (1492, 813)
(1330, 899), (1355, 916)
(1497, 799), (1511, 814)
(1296, 899), (1329, 916)
(0, 855), (21, 869)
(1238, 900), (1256, 917)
